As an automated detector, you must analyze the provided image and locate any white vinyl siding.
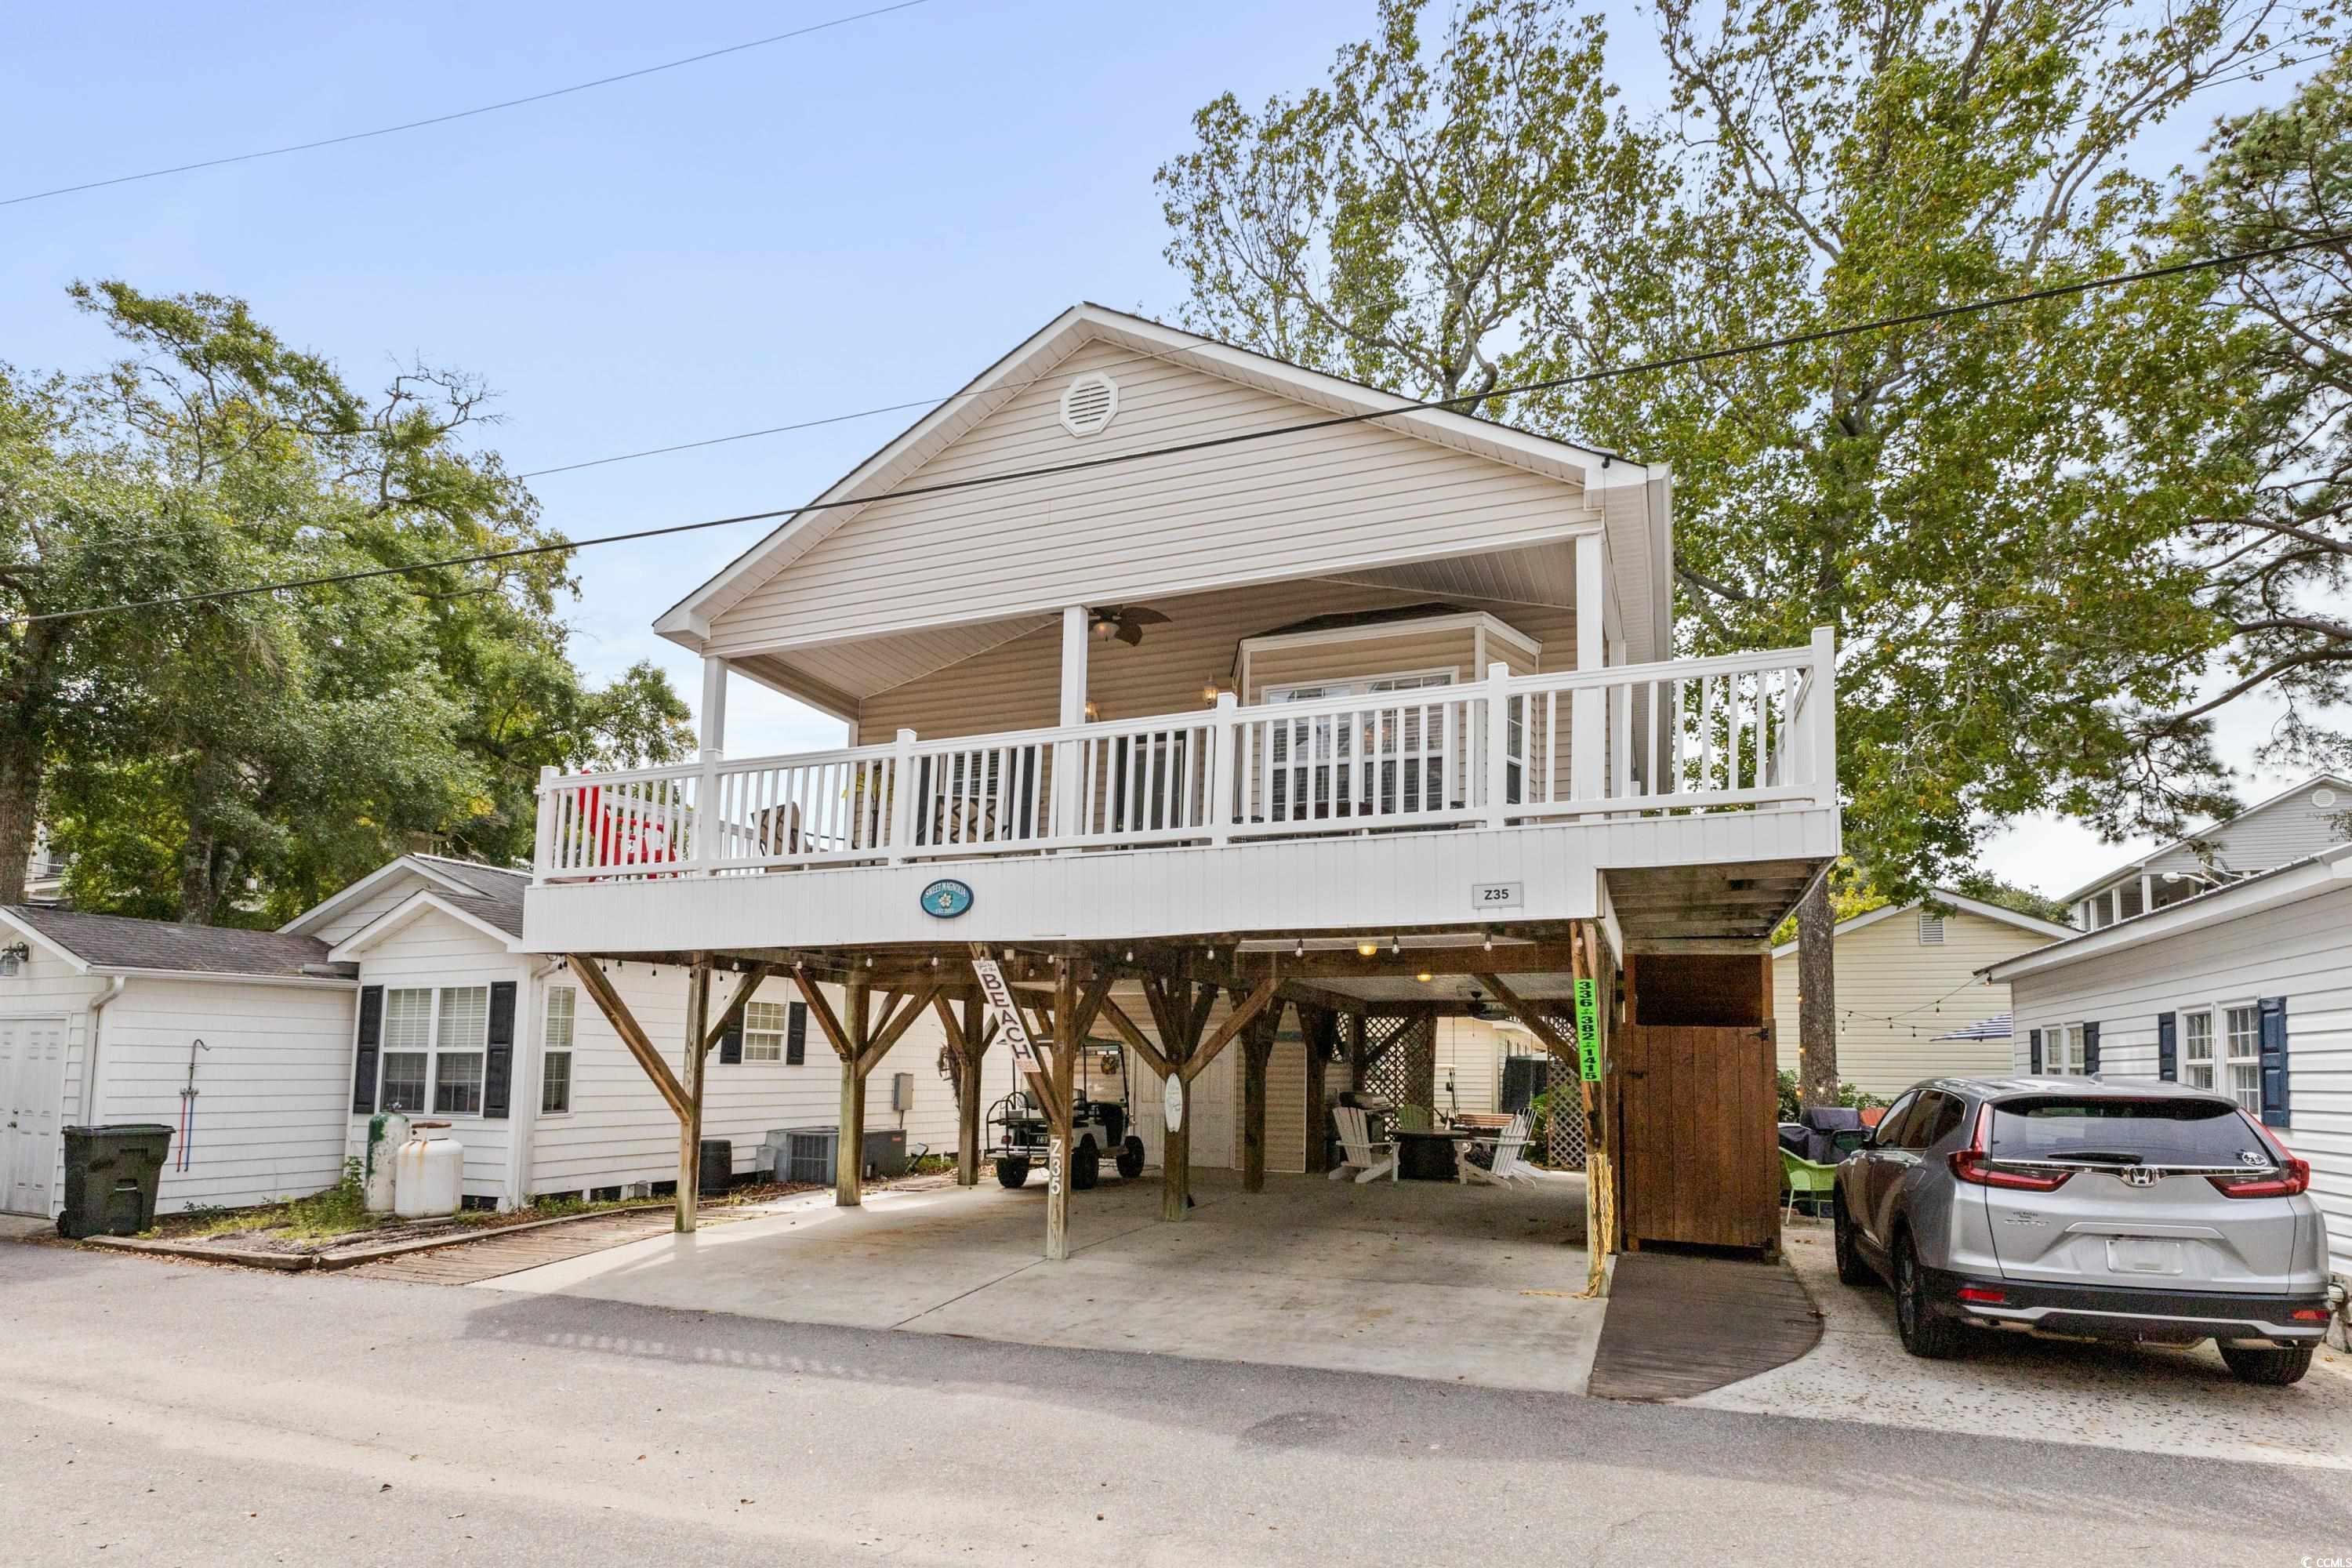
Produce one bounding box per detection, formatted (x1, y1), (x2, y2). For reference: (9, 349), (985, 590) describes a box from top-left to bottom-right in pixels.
(705, 338), (1593, 657)
(2002, 880), (2352, 1279)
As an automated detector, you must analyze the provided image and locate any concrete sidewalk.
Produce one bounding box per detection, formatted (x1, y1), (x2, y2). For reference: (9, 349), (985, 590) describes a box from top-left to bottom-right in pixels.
(482, 1170), (1606, 1392)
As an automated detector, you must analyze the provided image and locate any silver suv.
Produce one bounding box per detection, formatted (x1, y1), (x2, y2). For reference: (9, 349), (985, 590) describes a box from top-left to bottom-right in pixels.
(1831, 1076), (2334, 1384)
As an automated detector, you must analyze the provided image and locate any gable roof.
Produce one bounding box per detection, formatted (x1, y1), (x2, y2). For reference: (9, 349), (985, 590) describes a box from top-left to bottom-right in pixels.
(655, 302), (1673, 668)
(1986, 840), (2352, 982)
(280, 854), (528, 939)
(2, 905), (336, 979)
(1769, 890), (2075, 959)
(2058, 772), (2352, 902)
(328, 887), (525, 960)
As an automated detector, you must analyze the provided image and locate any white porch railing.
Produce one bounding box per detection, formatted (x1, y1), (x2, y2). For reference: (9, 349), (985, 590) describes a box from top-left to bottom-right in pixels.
(532, 628), (1838, 884)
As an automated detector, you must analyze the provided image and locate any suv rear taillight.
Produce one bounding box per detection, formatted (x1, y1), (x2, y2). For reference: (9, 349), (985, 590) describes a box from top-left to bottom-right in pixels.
(2210, 1123), (2312, 1198)
(1950, 1105), (2073, 1192)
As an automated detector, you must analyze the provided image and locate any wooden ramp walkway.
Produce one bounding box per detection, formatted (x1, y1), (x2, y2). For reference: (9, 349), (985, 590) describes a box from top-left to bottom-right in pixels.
(344, 1208), (755, 1286)
(1585, 1250), (1820, 1401)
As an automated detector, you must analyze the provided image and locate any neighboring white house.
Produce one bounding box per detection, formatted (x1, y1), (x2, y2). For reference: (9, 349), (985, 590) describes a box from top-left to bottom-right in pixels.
(0, 906), (356, 1218)
(1983, 841), (2352, 1280)
(0, 852), (1024, 1223)
(1769, 892), (2076, 1098)
(2062, 773), (2350, 930)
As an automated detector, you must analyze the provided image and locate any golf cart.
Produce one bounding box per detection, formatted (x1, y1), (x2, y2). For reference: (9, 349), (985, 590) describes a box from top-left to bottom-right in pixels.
(986, 1047), (1148, 1189)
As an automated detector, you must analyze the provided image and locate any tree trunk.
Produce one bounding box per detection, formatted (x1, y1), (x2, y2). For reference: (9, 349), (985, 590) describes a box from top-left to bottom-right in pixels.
(1797, 876), (1839, 1110)
(0, 724), (43, 906)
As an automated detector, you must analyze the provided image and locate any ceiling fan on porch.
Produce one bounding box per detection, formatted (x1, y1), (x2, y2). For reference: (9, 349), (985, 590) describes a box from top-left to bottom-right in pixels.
(1089, 604), (1170, 646)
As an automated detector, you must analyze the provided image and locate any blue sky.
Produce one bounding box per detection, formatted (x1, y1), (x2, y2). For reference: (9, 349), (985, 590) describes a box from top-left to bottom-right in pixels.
(1, 1), (2325, 895)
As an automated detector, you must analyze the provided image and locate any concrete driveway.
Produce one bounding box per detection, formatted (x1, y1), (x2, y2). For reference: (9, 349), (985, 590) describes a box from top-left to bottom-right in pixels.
(486, 1169), (1605, 1392)
(1696, 1221), (2352, 1468)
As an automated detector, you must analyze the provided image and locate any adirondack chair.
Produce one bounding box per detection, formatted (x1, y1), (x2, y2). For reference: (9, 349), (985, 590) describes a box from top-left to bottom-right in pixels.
(1458, 1109), (1536, 1187)
(1392, 1103), (1433, 1134)
(1327, 1106), (1398, 1184)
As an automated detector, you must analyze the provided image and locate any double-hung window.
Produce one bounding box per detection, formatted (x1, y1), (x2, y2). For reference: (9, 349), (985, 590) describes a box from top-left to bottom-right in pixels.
(379, 989), (433, 1112)
(375, 983), (492, 1116)
(2182, 1010), (2216, 1090)
(742, 1001), (789, 1062)
(2045, 1023), (2086, 1076)
(434, 986), (490, 1115)
(541, 986), (575, 1115)
(2223, 1004), (2262, 1114)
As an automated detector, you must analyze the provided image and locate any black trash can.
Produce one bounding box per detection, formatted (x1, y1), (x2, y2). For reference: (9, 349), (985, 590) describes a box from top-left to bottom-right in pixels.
(58, 1124), (175, 1240)
(698, 1138), (733, 1196)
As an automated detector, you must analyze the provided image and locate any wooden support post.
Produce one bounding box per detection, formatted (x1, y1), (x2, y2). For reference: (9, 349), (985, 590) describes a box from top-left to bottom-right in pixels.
(1476, 931), (1614, 1295)
(837, 981), (870, 1207)
(1239, 997), (1283, 1193)
(1044, 963), (1078, 1261)
(678, 955), (713, 1233)
(936, 993), (992, 1188)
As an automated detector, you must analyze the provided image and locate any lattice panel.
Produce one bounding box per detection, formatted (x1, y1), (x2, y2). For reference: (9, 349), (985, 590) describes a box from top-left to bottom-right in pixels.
(1543, 1049), (1588, 1171)
(1358, 1014), (1436, 1115)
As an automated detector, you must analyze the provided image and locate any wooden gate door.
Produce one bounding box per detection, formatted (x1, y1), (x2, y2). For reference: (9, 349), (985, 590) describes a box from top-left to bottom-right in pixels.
(1615, 1023), (1779, 1251)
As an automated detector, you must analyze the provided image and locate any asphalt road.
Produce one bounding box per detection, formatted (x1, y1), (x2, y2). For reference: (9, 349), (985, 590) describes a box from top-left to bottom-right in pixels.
(5, 1240), (2349, 1567)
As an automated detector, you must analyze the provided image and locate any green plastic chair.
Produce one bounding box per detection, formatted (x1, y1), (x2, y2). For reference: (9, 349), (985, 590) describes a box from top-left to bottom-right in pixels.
(1780, 1146), (1839, 1221)
(1393, 1104), (1433, 1134)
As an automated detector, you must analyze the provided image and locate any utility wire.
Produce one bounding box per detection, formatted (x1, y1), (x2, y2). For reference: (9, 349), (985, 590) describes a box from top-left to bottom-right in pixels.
(1, 2), (933, 208)
(24, 229), (2348, 627)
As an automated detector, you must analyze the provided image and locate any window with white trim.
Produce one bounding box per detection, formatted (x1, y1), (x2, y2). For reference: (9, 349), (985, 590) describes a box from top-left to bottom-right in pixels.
(742, 1000), (789, 1062)
(434, 985), (490, 1115)
(2182, 1009), (2215, 1090)
(2045, 1023), (2086, 1076)
(2224, 1004), (2262, 1114)
(540, 985), (575, 1115)
(379, 988), (432, 1112)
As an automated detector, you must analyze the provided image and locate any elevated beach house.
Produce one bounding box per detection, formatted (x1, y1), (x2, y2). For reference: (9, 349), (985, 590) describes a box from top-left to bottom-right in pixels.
(523, 305), (1844, 1259)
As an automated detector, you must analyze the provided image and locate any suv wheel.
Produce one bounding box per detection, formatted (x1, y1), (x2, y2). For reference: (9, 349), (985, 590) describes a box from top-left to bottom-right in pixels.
(1832, 1192), (1873, 1287)
(2218, 1342), (2314, 1386)
(1891, 1232), (1965, 1359)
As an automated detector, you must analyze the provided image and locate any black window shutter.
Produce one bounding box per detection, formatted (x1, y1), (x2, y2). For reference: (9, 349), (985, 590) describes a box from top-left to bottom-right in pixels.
(2156, 1012), (2177, 1081)
(719, 1019), (742, 1065)
(2028, 1028), (2042, 1075)
(352, 985), (384, 1113)
(786, 1001), (808, 1065)
(482, 981), (517, 1120)
(2257, 996), (2290, 1127)
(2082, 1022), (2100, 1077)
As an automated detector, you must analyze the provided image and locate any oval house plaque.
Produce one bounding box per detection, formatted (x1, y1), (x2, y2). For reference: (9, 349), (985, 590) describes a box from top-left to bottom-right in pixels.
(919, 878), (974, 919)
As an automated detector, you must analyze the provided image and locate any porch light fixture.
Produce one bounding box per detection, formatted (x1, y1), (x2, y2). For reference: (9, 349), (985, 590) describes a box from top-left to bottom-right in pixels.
(1389, 936), (1401, 956)
(1356, 940), (1378, 957)
(1092, 615), (1117, 641)
(0, 941), (24, 975)
(1202, 684), (1221, 706)
(1084, 701), (1101, 721)
(1415, 971), (1434, 984)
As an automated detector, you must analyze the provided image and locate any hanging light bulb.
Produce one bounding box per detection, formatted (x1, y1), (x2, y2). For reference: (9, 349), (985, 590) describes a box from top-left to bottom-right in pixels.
(1124, 948), (1134, 962)
(1389, 936), (1401, 956)
(1357, 940), (1378, 957)
(1294, 938), (1306, 959)
(1482, 933), (1494, 953)
(1415, 971), (1435, 984)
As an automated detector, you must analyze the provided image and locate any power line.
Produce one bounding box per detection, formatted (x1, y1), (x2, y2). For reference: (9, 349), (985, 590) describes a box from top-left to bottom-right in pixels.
(25, 229), (2347, 627)
(515, 396), (957, 479)
(0, 2), (934, 209)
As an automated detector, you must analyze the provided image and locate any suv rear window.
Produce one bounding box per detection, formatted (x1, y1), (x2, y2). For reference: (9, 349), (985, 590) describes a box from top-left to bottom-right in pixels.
(1988, 1096), (2270, 1167)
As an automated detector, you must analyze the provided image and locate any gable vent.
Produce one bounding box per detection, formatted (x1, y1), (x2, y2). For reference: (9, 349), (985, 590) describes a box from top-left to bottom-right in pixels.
(1058, 372), (1120, 437)
(1918, 913), (1947, 946)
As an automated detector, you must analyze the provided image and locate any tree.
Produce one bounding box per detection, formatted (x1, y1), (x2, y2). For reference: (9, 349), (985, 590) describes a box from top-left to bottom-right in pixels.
(1158, 0), (2313, 1105)
(5, 284), (691, 921)
(2156, 56), (2352, 775)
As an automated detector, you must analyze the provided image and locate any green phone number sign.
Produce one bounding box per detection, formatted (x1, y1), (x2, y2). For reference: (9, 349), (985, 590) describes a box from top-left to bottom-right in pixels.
(1573, 978), (1601, 1082)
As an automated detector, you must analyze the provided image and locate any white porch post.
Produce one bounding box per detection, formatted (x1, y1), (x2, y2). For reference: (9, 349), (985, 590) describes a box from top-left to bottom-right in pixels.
(1809, 625), (1838, 810)
(1572, 533), (1606, 800)
(699, 655), (729, 760)
(1054, 605), (1089, 838)
(1484, 662), (1512, 829)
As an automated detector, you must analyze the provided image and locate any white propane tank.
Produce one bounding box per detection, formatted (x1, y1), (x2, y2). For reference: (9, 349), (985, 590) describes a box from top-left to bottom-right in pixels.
(363, 1111), (409, 1214)
(393, 1120), (463, 1218)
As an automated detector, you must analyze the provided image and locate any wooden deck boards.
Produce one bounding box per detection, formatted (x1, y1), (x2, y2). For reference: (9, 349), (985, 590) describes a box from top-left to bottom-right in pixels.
(1585, 1250), (1820, 1401)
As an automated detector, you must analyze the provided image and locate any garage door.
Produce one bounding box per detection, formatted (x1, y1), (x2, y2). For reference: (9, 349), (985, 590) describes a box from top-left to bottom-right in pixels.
(1, 1018), (67, 1217)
